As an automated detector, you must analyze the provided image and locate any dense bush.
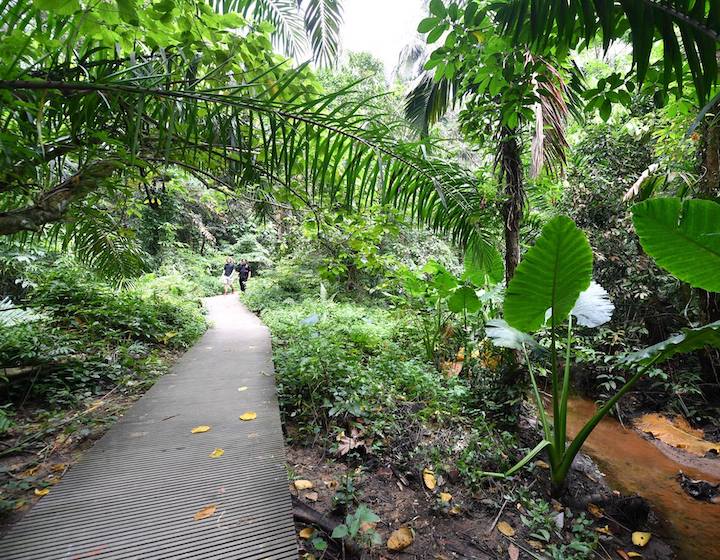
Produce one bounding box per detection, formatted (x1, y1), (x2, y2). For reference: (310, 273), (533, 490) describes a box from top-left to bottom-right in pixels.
(1, 259), (207, 407)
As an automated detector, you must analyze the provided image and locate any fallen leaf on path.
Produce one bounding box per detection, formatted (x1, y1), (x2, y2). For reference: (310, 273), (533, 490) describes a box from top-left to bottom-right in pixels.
(508, 543), (520, 560)
(21, 465), (40, 478)
(191, 425), (211, 434)
(294, 479), (314, 490)
(534, 460), (550, 469)
(632, 532), (651, 547)
(527, 540), (544, 550)
(627, 553), (642, 558)
(298, 527), (314, 539)
(50, 463), (67, 473)
(422, 468), (436, 490)
(496, 521), (515, 537)
(193, 504), (216, 520)
(237, 386), (248, 392)
(239, 412), (257, 421)
(439, 492), (452, 503)
(387, 527), (414, 551)
(323, 479), (339, 489)
(33, 488), (49, 497)
(587, 503), (604, 518)
(617, 550), (632, 560)
(209, 448), (224, 459)
(634, 413), (719, 456)
(449, 505), (462, 515)
(305, 491), (319, 502)
(596, 525), (613, 536)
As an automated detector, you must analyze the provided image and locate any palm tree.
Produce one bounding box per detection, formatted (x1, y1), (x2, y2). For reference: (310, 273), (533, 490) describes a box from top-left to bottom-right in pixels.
(404, 7), (577, 283)
(0, 0), (489, 280)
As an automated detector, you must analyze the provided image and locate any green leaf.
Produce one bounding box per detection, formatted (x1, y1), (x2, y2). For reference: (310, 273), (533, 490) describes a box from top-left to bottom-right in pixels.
(622, 320), (720, 366)
(418, 17), (440, 33)
(429, 0), (446, 18)
(426, 22), (448, 44)
(34, 0), (79, 14)
(117, 0), (139, 25)
(331, 524), (349, 539)
(447, 286), (480, 313)
(632, 198), (720, 292)
(463, 238), (503, 285)
(431, 269), (458, 297)
(504, 216), (593, 332)
(599, 99), (612, 120)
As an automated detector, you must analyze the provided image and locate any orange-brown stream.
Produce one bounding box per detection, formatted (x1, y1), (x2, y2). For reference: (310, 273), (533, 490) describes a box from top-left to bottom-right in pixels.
(566, 397), (720, 560)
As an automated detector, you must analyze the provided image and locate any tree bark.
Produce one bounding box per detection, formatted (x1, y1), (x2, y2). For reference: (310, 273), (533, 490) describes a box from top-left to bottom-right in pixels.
(0, 159), (121, 236)
(498, 127), (524, 284)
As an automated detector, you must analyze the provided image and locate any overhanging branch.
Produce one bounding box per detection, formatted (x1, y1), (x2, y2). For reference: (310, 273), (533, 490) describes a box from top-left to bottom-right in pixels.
(0, 159), (121, 236)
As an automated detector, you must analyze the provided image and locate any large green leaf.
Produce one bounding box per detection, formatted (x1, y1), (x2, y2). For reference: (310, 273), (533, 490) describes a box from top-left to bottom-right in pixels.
(504, 216), (593, 332)
(447, 286), (481, 313)
(632, 198), (720, 292)
(622, 320), (720, 366)
(463, 237), (504, 286)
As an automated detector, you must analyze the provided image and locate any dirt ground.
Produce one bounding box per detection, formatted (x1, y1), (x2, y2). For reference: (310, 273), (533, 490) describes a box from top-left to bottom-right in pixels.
(288, 445), (677, 560)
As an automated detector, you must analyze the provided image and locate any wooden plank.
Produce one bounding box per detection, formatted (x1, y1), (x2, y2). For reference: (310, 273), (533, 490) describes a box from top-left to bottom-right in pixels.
(0, 296), (297, 560)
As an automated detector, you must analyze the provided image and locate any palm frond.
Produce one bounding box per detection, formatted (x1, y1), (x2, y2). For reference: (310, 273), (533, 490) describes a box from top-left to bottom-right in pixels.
(495, 0), (720, 104)
(302, 0), (343, 68)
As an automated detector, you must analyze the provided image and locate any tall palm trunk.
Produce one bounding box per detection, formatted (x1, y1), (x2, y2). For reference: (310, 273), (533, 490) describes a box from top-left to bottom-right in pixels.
(498, 126), (524, 284)
(697, 120), (720, 382)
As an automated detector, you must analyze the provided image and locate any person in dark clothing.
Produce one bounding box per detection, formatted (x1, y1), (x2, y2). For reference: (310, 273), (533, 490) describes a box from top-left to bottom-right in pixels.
(221, 257), (236, 295)
(236, 259), (251, 292)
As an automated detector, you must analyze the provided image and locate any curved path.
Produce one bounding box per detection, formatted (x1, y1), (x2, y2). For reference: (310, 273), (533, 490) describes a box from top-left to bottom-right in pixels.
(0, 296), (297, 560)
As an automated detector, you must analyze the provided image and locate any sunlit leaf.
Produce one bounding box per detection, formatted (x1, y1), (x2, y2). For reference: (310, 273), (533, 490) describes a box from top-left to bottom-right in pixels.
(191, 425), (211, 433)
(422, 468), (436, 490)
(209, 448), (224, 459)
(239, 412), (257, 421)
(569, 281), (614, 327)
(497, 521), (515, 537)
(632, 532), (652, 547)
(485, 319), (537, 350)
(387, 527), (414, 551)
(294, 479), (314, 490)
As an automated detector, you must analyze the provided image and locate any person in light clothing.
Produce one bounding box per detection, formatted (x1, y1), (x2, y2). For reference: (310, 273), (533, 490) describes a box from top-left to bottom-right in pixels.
(221, 257), (236, 295)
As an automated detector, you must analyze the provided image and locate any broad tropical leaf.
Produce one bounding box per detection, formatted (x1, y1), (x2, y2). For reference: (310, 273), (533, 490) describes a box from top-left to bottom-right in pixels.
(570, 281), (614, 328)
(632, 198), (720, 292)
(622, 320), (720, 366)
(504, 216), (593, 332)
(447, 286), (481, 313)
(485, 318), (537, 349)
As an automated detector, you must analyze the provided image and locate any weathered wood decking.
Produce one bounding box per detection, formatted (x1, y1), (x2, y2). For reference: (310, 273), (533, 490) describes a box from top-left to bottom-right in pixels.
(0, 295), (297, 560)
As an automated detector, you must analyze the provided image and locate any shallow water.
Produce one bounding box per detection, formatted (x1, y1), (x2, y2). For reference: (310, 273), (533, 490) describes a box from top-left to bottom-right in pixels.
(565, 397), (720, 560)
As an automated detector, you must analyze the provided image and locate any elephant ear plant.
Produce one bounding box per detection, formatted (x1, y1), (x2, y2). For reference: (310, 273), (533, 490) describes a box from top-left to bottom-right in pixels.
(484, 205), (720, 495)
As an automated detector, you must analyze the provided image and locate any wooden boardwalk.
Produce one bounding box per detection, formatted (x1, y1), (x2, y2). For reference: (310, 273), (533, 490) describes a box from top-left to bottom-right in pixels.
(0, 296), (297, 560)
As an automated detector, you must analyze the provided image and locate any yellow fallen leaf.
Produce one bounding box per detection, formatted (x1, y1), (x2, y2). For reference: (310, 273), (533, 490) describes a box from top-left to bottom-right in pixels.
(422, 468), (436, 490)
(239, 412), (257, 421)
(209, 448), (224, 459)
(632, 532), (652, 547)
(596, 525), (613, 535)
(627, 553), (642, 558)
(439, 492), (452, 503)
(305, 491), (319, 502)
(298, 527), (314, 539)
(191, 425), (211, 434)
(294, 479), (314, 490)
(21, 465), (41, 477)
(237, 386), (248, 392)
(50, 463), (67, 473)
(387, 527), (414, 551)
(527, 540), (544, 550)
(193, 504), (216, 521)
(449, 505), (462, 515)
(534, 460), (550, 469)
(496, 521), (515, 537)
(34, 488), (49, 497)
(587, 503), (604, 518)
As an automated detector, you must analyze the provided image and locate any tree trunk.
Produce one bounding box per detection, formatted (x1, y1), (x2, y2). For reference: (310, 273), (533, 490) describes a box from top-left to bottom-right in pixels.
(696, 119), (720, 382)
(499, 127), (524, 284)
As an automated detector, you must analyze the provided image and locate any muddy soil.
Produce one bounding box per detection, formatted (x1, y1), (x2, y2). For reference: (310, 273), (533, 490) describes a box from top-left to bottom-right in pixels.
(289, 444), (676, 560)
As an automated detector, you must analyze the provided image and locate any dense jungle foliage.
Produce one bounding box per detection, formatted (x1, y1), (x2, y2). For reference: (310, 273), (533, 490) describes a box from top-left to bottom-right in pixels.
(1, 0), (719, 558)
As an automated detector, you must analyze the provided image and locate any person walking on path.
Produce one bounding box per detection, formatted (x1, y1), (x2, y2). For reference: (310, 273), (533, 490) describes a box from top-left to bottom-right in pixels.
(221, 257), (237, 295)
(236, 259), (251, 292)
